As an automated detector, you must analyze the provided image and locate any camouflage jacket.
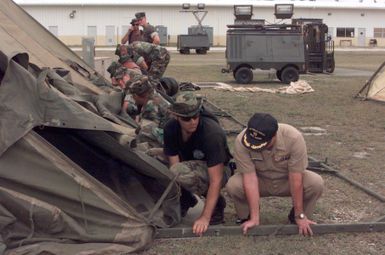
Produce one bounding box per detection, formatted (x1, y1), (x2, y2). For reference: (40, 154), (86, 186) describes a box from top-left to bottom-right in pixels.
(139, 90), (170, 128)
(131, 41), (166, 64)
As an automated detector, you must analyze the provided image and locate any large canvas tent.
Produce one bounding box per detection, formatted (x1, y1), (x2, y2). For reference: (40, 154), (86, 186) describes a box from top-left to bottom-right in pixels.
(356, 61), (385, 102)
(0, 0), (180, 254)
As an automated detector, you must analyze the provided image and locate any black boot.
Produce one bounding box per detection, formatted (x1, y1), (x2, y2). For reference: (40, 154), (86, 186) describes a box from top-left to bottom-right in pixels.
(180, 188), (198, 217)
(209, 195), (226, 225)
(288, 207), (296, 224)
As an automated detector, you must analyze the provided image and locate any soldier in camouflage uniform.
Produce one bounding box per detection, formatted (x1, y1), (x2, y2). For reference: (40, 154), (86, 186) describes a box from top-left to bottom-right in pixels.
(113, 66), (144, 118)
(128, 41), (170, 80)
(118, 53), (144, 75)
(127, 76), (171, 146)
(163, 91), (232, 236)
(106, 61), (121, 86)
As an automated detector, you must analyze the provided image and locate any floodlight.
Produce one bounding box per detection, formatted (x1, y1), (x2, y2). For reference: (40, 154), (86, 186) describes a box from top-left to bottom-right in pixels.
(274, 4), (294, 19)
(233, 5), (253, 20)
(182, 3), (190, 9)
(197, 3), (205, 9)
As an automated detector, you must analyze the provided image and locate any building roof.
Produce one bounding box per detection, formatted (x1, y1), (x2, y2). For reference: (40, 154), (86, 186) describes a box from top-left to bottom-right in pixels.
(13, 0), (385, 9)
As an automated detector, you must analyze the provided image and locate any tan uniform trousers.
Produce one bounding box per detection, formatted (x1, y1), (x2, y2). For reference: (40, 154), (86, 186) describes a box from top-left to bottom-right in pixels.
(226, 170), (324, 219)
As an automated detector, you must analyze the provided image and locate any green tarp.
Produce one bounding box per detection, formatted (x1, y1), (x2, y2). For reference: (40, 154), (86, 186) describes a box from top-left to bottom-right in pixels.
(0, 1), (181, 254)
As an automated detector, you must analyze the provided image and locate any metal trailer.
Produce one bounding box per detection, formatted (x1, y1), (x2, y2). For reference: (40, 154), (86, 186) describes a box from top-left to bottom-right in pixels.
(293, 18), (335, 74)
(222, 4), (335, 84)
(177, 34), (210, 54)
(177, 3), (211, 55)
(222, 24), (307, 84)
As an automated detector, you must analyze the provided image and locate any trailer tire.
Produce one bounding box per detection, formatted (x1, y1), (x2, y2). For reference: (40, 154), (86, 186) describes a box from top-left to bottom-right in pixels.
(180, 48), (190, 54)
(276, 70), (282, 81)
(235, 67), (253, 84)
(196, 48), (207, 54)
(280, 66), (299, 84)
(326, 59), (335, 73)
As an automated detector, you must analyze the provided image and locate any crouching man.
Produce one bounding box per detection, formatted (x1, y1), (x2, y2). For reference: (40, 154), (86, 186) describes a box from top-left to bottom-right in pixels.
(226, 113), (324, 236)
(163, 91), (232, 236)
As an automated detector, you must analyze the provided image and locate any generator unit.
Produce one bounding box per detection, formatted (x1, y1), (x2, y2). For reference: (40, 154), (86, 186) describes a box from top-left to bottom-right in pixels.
(177, 3), (210, 54)
(222, 4), (335, 84)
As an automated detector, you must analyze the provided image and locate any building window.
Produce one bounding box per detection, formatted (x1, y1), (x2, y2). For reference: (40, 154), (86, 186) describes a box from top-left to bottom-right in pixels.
(374, 28), (385, 38)
(336, 27), (354, 38)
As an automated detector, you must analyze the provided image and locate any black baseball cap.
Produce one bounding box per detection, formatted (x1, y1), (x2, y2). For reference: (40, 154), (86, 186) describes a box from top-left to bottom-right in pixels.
(130, 18), (139, 25)
(242, 113), (278, 151)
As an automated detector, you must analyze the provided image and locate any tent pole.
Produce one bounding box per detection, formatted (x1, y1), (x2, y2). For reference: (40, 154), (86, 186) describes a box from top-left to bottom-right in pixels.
(155, 222), (385, 239)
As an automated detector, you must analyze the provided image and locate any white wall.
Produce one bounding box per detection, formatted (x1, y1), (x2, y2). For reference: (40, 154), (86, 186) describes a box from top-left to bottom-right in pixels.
(22, 4), (385, 46)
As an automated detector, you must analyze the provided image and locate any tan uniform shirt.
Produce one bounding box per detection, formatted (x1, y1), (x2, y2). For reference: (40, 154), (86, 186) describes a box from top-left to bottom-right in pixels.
(234, 123), (308, 180)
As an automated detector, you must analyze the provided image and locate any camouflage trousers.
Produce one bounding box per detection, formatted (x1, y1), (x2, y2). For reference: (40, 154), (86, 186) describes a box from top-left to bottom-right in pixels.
(148, 48), (170, 80)
(170, 160), (231, 196)
(136, 119), (163, 147)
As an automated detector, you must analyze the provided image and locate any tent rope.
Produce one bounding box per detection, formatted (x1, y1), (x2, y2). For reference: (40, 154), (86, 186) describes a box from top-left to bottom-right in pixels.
(147, 172), (180, 222)
(18, 201), (36, 247)
(79, 184), (89, 232)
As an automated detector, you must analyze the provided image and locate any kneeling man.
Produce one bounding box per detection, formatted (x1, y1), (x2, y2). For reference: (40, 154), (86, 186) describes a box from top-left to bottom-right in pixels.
(226, 113), (324, 236)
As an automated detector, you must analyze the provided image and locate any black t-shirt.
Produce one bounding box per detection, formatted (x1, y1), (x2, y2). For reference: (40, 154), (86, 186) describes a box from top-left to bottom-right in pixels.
(143, 24), (156, 43)
(163, 114), (231, 168)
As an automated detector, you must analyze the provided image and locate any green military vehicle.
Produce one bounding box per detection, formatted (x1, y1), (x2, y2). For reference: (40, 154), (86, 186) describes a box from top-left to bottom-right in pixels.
(222, 4), (335, 84)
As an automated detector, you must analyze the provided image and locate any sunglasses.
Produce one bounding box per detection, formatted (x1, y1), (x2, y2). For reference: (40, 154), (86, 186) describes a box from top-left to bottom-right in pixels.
(180, 114), (200, 122)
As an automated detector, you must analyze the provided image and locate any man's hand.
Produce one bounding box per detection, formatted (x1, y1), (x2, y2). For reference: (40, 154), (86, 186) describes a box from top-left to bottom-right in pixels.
(241, 218), (259, 235)
(296, 217), (316, 236)
(193, 216), (210, 237)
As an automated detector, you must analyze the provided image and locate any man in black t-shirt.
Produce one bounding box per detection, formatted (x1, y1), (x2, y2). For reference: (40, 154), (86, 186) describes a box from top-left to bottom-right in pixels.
(163, 91), (231, 236)
(135, 12), (160, 45)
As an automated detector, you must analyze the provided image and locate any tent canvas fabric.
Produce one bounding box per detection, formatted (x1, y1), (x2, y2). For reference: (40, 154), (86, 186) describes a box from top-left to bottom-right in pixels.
(356, 61), (385, 102)
(0, 0), (181, 254)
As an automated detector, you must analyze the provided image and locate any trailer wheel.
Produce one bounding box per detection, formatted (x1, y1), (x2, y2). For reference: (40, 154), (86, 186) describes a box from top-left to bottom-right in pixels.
(196, 48), (207, 54)
(326, 59), (335, 73)
(179, 48), (190, 54)
(235, 67), (253, 84)
(280, 66), (299, 84)
(276, 70), (282, 81)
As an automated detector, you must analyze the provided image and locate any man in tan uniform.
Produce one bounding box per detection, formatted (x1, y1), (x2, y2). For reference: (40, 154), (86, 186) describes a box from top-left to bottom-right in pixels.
(226, 113), (324, 236)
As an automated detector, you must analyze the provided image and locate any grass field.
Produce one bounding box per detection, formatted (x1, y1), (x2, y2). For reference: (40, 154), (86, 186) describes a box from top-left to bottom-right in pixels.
(98, 50), (385, 255)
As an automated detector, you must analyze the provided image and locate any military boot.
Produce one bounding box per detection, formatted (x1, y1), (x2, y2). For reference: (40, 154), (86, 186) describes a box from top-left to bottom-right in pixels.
(180, 188), (198, 217)
(209, 195), (226, 225)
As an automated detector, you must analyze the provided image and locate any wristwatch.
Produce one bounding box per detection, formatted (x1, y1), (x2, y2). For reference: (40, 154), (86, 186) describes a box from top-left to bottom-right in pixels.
(295, 213), (306, 220)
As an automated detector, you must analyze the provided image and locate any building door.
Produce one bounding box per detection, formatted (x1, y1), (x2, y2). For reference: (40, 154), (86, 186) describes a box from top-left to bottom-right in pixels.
(105, 25), (116, 45)
(121, 25), (129, 37)
(87, 26), (97, 43)
(48, 26), (58, 37)
(357, 28), (366, 47)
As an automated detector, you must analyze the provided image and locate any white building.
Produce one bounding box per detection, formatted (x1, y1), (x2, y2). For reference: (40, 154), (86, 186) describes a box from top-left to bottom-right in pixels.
(15, 0), (385, 47)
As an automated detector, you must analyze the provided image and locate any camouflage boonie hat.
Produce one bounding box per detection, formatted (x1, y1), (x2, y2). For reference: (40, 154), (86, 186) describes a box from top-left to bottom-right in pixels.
(114, 67), (129, 80)
(128, 76), (153, 95)
(107, 61), (121, 78)
(119, 54), (133, 64)
(169, 91), (203, 117)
